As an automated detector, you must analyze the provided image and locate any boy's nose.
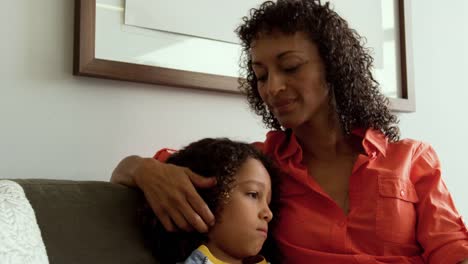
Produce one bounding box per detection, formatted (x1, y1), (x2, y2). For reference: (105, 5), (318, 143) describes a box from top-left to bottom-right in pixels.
(261, 206), (273, 222)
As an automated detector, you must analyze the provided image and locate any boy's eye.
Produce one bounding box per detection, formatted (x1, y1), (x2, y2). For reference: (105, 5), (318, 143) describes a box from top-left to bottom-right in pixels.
(247, 192), (259, 199)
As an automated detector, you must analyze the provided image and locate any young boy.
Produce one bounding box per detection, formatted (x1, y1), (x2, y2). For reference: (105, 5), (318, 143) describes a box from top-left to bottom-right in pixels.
(139, 138), (280, 263)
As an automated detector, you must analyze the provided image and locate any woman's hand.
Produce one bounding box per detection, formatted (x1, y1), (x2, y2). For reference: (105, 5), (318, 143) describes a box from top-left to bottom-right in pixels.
(112, 156), (217, 233)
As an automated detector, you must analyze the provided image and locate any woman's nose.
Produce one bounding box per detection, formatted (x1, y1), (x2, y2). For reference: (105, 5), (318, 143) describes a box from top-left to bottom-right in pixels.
(266, 73), (286, 96)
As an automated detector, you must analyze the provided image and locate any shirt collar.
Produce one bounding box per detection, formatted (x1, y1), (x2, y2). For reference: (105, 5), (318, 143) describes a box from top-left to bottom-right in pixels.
(264, 128), (388, 162)
(264, 130), (304, 164)
(197, 245), (267, 264)
(197, 245), (227, 264)
(352, 128), (388, 157)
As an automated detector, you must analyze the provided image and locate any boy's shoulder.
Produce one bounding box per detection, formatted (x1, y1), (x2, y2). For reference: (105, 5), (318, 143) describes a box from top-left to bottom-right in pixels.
(181, 247), (211, 264)
(182, 245), (268, 264)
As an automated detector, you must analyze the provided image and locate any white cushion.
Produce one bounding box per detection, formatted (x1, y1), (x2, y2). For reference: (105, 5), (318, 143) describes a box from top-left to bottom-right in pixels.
(0, 180), (49, 264)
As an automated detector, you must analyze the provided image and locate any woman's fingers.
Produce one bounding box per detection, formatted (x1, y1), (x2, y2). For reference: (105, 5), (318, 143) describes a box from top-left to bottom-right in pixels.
(142, 184), (176, 232)
(187, 169), (217, 188)
(185, 184), (215, 230)
(165, 205), (194, 232)
(137, 160), (216, 233)
(150, 202), (176, 232)
(185, 169), (216, 229)
(177, 197), (209, 233)
(146, 186), (196, 232)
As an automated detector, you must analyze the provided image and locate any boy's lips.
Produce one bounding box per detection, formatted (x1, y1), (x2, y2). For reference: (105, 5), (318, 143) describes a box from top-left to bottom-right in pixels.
(257, 227), (268, 236)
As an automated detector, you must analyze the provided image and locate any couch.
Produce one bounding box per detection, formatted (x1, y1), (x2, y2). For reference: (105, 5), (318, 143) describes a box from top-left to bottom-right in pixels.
(12, 179), (157, 264)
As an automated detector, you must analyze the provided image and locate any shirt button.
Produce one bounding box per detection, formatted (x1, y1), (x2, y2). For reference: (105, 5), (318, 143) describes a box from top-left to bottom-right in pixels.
(400, 190), (405, 197)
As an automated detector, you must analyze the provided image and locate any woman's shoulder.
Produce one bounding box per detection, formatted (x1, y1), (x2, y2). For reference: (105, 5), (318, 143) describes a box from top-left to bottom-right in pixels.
(366, 129), (438, 161)
(390, 137), (423, 148)
(387, 137), (440, 170)
(250, 130), (289, 153)
(389, 137), (434, 154)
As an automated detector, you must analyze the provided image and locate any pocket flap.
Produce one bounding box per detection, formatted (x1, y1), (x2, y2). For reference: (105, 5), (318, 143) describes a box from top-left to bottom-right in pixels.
(378, 175), (419, 203)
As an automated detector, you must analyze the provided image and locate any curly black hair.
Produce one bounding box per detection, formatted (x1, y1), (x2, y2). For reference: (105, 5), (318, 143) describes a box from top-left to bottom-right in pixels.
(140, 138), (281, 263)
(236, 0), (400, 142)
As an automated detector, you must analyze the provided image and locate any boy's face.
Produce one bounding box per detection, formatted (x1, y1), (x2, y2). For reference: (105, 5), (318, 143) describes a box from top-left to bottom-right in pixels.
(206, 158), (273, 262)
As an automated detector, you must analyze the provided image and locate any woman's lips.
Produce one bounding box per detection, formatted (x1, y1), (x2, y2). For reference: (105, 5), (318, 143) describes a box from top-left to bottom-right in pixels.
(271, 99), (296, 114)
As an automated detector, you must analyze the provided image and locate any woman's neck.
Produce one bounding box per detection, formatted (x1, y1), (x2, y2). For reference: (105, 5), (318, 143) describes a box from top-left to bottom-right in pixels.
(293, 110), (352, 161)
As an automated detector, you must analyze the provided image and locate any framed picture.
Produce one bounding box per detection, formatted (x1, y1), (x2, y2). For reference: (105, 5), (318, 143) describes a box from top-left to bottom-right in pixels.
(74, 0), (415, 112)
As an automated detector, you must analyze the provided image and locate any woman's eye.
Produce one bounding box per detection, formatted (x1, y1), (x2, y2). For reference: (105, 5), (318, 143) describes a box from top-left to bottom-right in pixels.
(256, 75), (267, 82)
(247, 192), (259, 199)
(284, 65), (299, 73)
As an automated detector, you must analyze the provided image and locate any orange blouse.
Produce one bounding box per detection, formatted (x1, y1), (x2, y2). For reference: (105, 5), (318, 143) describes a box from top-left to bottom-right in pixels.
(260, 129), (468, 263)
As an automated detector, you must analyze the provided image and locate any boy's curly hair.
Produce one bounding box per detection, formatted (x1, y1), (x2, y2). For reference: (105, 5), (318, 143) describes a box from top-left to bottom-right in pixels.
(140, 138), (281, 263)
(236, 0), (400, 141)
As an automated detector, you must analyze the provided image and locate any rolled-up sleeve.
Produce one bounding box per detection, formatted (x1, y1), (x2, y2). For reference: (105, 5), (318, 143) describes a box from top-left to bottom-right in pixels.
(411, 143), (468, 263)
(153, 148), (177, 162)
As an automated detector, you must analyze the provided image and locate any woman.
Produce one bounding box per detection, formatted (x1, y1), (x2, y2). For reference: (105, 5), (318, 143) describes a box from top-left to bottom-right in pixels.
(111, 0), (468, 263)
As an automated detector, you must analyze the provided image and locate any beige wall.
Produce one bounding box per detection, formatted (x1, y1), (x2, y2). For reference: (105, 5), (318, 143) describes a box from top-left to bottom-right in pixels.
(0, 0), (267, 181)
(399, 0), (468, 218)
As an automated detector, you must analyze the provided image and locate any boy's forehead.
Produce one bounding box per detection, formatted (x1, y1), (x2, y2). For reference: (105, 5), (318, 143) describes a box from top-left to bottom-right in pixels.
(235, 158), (272, 186)
(236, 179), (267, 187)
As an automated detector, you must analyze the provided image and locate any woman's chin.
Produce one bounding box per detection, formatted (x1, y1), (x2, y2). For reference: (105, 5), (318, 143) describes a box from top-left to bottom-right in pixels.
(274, 108), (304, 128)
(277, 118), (300, 130)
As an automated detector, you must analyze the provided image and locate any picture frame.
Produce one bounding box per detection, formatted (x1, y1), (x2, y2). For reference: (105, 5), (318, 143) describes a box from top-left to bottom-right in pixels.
(74, 0), (415, 112)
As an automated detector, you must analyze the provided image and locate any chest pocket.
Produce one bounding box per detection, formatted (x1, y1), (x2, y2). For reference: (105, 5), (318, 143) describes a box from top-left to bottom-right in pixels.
(376, 174), (419, 244)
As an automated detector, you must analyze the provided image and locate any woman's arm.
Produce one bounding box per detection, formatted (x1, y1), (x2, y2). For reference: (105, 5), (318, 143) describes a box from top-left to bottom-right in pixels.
(411, 144), (468, 263)
(111, 155), (145, 187)
(111, 155), (217, 233)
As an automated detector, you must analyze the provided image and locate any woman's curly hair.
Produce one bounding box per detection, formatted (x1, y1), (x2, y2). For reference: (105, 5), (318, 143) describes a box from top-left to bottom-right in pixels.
(236, 0), (400, 141)
(139, 138), (281, 263)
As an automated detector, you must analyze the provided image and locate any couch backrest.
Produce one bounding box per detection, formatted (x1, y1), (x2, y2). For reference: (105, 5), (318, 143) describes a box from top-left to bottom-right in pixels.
(14, 179), (157, 264)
